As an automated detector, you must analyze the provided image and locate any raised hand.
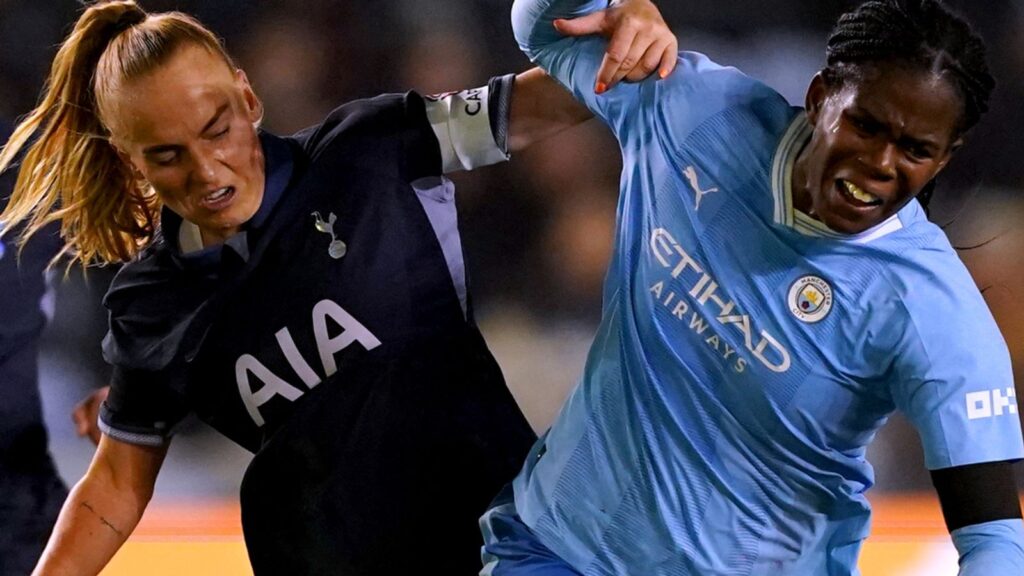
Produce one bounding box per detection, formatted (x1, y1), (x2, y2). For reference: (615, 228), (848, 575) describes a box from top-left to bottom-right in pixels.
(553, 0), (678, 93)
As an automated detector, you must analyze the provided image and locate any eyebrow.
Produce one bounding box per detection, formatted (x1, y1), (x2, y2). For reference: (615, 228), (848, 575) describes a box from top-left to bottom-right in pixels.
(900, 134), (941, 152)
(142, 103), (229, 155)
(850, 107), (942, 150)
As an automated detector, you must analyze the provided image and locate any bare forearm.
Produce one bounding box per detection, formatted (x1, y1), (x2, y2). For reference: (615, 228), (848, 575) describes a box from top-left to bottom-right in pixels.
(508, 67), (594, 153)
(33, 436), (165, 576)
(32, 469), (149, 576)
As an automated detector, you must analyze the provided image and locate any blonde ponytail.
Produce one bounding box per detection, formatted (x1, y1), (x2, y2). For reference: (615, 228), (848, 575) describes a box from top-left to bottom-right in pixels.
(0, 0), (235, 267)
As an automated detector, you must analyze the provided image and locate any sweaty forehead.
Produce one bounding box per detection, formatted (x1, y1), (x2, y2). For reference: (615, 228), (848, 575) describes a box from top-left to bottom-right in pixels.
(107, 46), (237, 145)
(838, 64), (963, 139)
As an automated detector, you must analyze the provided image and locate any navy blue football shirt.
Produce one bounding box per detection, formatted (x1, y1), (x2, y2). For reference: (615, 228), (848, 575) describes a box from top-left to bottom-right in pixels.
(98, 89), (535, 575)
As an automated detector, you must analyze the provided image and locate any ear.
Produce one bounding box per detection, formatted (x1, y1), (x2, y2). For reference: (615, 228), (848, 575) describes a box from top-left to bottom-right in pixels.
(109, 140), (145, 180)
(804, 72), (829, 126)
(236, 69), (264, 125)
(935, 136), (964, 173)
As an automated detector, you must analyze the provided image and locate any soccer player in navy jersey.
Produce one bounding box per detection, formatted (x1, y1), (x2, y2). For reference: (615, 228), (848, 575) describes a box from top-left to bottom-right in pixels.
(480, 0), (1024, 574)
(0, 1), (676, 575)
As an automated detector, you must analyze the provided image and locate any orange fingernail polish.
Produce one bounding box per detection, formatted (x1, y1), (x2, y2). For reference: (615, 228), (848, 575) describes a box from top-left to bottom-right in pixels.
(659, 69), (669, 79)
(596, 82), (607, 94)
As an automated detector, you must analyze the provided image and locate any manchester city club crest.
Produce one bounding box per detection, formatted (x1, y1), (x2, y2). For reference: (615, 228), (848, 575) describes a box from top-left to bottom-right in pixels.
(787, 275), (833, 323)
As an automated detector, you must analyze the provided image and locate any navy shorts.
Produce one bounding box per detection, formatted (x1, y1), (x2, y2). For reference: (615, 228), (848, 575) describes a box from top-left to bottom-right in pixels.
(479, 485), (582, 576)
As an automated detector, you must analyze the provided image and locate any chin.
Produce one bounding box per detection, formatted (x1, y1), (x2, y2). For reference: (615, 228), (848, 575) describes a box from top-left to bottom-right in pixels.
(196, 211), (245, 236)
(821, 214), (862, 234)
(815, 186), (886, 235)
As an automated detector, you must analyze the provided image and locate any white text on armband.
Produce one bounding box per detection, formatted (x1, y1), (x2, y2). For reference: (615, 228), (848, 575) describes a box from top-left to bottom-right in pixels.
(966, 387), (1018, 420)
(235, 299), (381, 427)
(424, 85), (507, 172)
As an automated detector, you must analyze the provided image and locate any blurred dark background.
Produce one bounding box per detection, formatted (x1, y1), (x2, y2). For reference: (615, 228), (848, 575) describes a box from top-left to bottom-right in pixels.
(1, 0), (1021, 498)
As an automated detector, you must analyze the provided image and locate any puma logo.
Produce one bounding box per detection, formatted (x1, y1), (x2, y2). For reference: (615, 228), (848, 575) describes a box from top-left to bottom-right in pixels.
(683, 166), (719, 211)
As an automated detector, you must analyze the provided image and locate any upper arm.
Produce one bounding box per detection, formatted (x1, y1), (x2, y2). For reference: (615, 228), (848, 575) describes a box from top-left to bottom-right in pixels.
(890, 266), (1024, 470)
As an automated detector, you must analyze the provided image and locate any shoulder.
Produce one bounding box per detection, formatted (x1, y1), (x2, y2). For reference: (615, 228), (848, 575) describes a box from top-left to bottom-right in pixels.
(645, 52), (795, 159)
(289, 92), (440, 180)
(875, 223), (1007, 371)
(655, 52), (792, 123)
(104, 236), (178, 314)
(102, 237), (206, 370)
(880, 212), (979, 311)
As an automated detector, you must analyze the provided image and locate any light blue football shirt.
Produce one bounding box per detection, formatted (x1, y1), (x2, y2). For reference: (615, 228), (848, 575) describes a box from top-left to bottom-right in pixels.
(510, 1), (1024, 574)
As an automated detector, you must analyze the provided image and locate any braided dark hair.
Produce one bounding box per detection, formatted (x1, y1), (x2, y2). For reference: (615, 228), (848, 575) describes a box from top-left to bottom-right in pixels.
(824, 0), (994, 137)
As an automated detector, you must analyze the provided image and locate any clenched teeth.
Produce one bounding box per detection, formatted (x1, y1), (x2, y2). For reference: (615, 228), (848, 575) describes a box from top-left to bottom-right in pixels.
(206, 187), (231, 201)
(842, 180), (880, 205)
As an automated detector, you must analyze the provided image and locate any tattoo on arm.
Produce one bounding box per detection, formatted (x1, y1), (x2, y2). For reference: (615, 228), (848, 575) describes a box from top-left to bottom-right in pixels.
(80, 501), (125, 538)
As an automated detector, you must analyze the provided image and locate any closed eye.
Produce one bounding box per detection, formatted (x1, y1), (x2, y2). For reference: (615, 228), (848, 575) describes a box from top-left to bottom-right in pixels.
(151, 150), (179, 166)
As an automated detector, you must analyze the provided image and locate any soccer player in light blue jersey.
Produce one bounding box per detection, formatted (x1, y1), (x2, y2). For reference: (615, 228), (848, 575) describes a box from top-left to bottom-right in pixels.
(481, 0), (1024, 574)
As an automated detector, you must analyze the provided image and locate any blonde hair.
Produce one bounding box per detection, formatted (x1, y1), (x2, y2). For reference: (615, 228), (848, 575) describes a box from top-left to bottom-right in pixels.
(0, 0), (237, 266)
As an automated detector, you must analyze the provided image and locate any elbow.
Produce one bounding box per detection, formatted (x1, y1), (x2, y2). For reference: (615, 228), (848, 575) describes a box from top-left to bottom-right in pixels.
(81, 464), (149, 516)
(510, 0), (549, 57)
(89, 447), (157, 513)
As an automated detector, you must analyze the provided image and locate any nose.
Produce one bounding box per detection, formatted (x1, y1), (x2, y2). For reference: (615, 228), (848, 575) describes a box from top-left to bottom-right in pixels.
(860, 142), (897, 181)
(190, 146), (220, 186)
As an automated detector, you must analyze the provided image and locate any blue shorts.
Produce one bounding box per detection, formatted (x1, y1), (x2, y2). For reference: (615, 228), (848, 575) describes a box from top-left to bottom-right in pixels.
(479, 484), (582, 576)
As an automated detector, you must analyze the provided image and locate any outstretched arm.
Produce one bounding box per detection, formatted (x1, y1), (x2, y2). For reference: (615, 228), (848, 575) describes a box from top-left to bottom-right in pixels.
(890, 280), (1024, 575)
(431, 0), (676, 169)
(33, 435), (167, 575)
(506, 67), (593, 154)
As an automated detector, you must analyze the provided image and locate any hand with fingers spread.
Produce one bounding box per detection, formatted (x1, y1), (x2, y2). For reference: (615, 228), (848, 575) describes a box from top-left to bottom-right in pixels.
(554, 0), (677, 94)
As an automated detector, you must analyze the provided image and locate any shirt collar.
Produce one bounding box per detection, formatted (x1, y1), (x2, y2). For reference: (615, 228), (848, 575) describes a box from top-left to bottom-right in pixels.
(163, 131), (295, 269)
(769, 112), (905, 245)
(246, 131), (294, 231)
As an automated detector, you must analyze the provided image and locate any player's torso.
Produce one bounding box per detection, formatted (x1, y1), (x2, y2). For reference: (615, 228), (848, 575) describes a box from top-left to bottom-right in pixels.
(185, 152), (471, 451)
(523, 109), (914, 574)
(627, 137), (901, 478)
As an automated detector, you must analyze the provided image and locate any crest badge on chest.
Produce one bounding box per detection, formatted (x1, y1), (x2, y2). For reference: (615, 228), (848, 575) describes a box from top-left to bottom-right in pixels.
(312, 211), (347, 259)
(788, 275), (833, 323)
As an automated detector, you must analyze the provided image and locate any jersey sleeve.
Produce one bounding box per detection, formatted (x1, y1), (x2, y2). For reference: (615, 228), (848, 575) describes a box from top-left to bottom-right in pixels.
(291, 92), (445, 183)
(295, 83), (512, 181)
(98, 247), (199, 447)
(98, 365), (190, 447)
(890, 266), (1024, 470)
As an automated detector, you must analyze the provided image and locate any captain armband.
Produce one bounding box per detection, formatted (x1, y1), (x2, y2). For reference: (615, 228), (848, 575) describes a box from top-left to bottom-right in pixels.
(425, 74), (514, 173)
